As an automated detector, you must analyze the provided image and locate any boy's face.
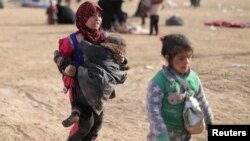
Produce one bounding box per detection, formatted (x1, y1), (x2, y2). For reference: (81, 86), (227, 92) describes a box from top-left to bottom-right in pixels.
(85, 12), (102, 30)
(172, 50), (193, 74)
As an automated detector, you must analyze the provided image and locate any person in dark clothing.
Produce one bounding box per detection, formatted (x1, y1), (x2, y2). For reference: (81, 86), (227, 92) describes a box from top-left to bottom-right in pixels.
(190, 0), (200, 7)
(56, 0), (75, 24)
(46, 0), (58, 24)
(54, 2), (106, 141)
(53, 1), (127, 141)
(0, 0), (4, 9)
(98, 0), (128, 31)
(133, 0), (150, 26)
(133, 0), (142, 17)
(63, 34), (128, 119)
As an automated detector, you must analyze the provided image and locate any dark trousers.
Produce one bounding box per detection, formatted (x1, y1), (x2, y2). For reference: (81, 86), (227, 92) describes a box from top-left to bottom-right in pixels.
(68, 111), (103, 141)
(68, 81), (104, 141)
(149, 14), (159, 35)
(141, 16), (145, 25)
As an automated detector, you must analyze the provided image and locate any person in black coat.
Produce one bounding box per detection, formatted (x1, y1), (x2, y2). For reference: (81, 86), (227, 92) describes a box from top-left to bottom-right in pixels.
(190, 0), (200, 7)
(98, 0), (127, 30)
(56, 0), (75, 24)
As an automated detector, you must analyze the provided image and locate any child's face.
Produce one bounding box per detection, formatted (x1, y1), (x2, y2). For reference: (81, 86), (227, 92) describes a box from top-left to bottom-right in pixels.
(171, 50), (193, 74)
(85, 12), (102, 30)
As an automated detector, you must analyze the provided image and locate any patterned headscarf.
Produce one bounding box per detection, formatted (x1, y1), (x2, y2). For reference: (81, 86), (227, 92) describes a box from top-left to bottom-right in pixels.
(76, 1), (105, 44)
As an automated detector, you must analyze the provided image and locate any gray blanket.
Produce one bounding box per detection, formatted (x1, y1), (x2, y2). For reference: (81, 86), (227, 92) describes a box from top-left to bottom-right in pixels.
(77, 40), (127, 115)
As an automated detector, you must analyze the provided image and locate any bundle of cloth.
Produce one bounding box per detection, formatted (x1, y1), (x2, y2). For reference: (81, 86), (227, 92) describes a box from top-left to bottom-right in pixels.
(205, 21), (249, 28)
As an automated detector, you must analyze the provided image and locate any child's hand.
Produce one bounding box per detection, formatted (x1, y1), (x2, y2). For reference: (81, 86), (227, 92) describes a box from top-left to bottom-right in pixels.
(120, 64), (130, 71)
(63, 64), (76, 77)
(56, 57), (72, 74)
(114, 52), (125, 64)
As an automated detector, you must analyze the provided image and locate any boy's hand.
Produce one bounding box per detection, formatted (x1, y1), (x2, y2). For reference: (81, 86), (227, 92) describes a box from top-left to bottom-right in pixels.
(114, 52), (125, 64)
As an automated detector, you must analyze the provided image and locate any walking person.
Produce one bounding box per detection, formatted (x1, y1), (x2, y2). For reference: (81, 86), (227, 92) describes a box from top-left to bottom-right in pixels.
(146, 34), (214, 141)
(148, 0), (165, 35)
(53, 1), (127, 141)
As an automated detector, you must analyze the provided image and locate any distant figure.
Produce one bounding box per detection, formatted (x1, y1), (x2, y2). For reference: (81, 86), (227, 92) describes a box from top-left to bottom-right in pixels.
(133, 0), (150, 26)
(21, 0), (49, 8)
(98, 0), (128, 31)
(190, 0), (200, 7)
(0, 0), (4, 9)
(46, 0), (58, 24)
(148, 0), (165, 35)
(133, 0), (142, 17)
(56, 0), (75, 24)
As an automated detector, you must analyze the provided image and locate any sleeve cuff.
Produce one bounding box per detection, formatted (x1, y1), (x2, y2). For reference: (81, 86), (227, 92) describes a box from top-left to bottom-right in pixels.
(157, 133), (170, 141)
(122, 57), (128, 64)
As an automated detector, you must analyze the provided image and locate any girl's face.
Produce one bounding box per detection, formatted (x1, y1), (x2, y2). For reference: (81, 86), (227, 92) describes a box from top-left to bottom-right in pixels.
(171, 50), (193, 74)
(85, 12), (102, 30)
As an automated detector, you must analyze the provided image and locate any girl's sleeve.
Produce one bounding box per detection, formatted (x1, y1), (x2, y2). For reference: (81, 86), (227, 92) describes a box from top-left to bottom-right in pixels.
(58, 36), (73, 58)
(195, 78), (214, 126)
(147, 81), (170, 141)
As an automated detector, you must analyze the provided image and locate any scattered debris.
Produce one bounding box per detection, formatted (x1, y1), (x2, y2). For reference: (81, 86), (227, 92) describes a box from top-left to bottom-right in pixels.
(231, 64), (249, 68)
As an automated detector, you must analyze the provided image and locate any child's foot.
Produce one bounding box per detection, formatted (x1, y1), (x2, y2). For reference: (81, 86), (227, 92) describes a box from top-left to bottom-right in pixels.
(62, 111), (80, 127)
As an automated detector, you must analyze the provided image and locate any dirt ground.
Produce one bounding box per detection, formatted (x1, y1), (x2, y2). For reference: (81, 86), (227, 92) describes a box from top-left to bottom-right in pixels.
(0, 0), (249, 141)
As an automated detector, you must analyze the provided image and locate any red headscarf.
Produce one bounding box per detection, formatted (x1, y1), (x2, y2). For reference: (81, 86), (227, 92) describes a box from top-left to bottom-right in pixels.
(76, 1), (105, 44)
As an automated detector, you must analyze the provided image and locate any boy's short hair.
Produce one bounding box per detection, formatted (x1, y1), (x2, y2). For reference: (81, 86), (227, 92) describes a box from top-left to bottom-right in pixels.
(161, 33), (193, 63)
(105, 34), (126, 48)
(101, 34), (126, 54)
(101, 34), (130, 70)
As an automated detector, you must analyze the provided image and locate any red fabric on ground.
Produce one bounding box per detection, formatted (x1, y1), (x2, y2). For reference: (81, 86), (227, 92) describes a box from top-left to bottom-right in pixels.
(205, 21), (246, 28)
